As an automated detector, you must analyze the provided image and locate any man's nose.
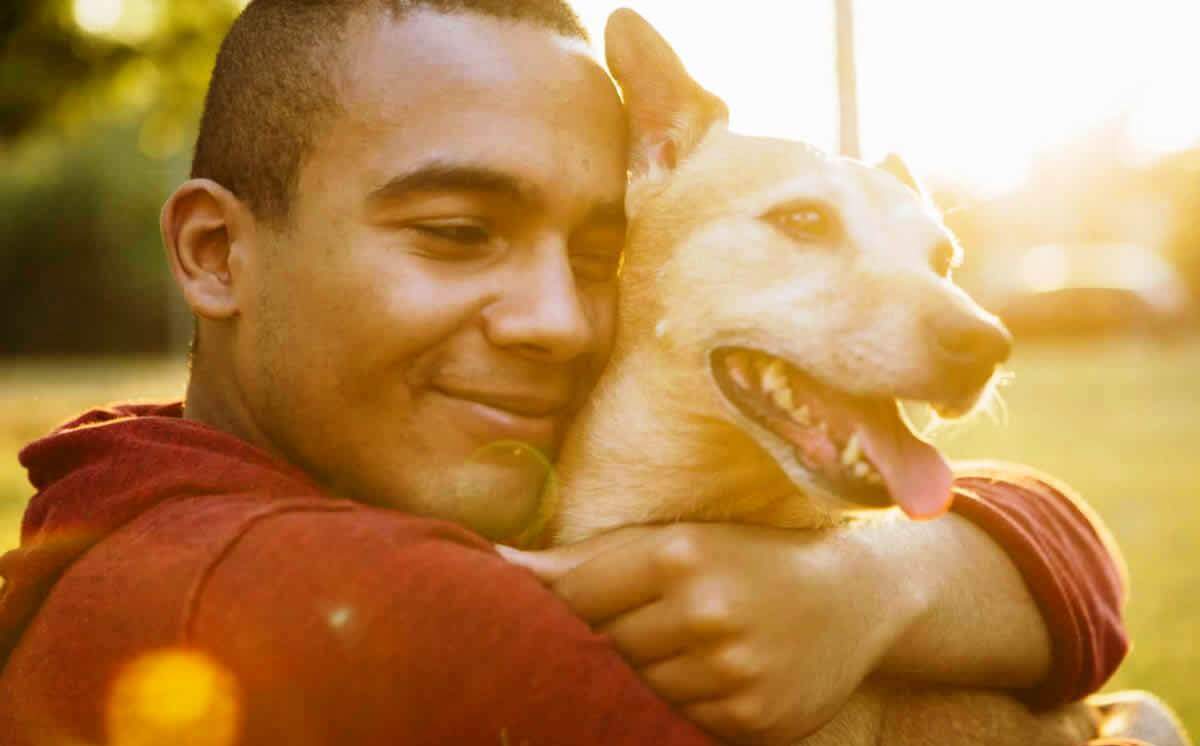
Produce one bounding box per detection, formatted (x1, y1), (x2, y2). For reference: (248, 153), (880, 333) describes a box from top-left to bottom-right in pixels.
(483, 247), (593, 363)
(926, 311), (1013, 375)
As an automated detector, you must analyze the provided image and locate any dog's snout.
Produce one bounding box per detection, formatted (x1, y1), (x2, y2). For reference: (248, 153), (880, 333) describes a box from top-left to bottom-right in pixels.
(928, 314), (1013, 371)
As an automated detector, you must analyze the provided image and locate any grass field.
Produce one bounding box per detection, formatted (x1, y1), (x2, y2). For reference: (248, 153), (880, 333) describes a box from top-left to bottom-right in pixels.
(2, 338), (1198, 734)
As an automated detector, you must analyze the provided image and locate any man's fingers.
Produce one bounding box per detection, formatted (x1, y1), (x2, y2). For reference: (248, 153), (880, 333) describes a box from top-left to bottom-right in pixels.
(500, 524), (722, 624)
(495, 525), (656, 584)
(640, 644), (762, 704)
(599, 599), (690, 666)
(602, 584), (741, 665)
(682, 693), (779, 745)
(547, 536), (667, 623)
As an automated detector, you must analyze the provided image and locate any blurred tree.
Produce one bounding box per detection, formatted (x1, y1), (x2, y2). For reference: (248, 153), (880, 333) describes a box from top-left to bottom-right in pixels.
(1, 0), (242, 152)
(1, 0), (241, 354)
(0, 123), (190, 354)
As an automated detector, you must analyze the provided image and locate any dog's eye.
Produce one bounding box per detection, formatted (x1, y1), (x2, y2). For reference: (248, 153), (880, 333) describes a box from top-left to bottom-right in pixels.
(762, 202), (839, 243)
(931, 240), (960, 277)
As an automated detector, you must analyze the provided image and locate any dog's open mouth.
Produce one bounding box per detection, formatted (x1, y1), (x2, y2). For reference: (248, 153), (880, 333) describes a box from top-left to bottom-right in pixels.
(710, 347), (954, 519)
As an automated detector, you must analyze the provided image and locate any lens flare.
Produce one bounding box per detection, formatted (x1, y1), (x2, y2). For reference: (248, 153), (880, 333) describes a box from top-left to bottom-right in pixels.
(106, 648), (240, 746)
(73, 0), (123, 35)
(459, 440), (557, 548)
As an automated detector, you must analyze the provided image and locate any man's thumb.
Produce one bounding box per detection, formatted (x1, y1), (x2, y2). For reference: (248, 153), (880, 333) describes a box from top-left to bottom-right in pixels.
(494, 544), (580, 583)
(495, 526), (655, 583)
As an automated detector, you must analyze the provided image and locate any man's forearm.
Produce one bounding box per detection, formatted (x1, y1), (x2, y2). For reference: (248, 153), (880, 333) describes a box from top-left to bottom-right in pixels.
(862, 510), (1053, 689)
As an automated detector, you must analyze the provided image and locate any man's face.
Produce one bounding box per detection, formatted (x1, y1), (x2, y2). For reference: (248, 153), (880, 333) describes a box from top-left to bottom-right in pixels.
(232, 10), (627, 540)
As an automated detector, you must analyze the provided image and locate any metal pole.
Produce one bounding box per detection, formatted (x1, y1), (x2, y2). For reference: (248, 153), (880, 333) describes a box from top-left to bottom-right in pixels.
(835, 0), (861, 158)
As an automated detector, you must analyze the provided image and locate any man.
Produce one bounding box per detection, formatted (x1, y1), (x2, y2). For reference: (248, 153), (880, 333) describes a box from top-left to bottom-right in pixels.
(0, 1), (1130, 744)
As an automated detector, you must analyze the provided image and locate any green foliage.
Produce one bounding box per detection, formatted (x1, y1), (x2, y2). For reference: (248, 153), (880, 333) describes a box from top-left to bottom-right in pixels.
(0, 123), (190, 352)
(0, 0), (234, 353)
(1, 0), (242, 151)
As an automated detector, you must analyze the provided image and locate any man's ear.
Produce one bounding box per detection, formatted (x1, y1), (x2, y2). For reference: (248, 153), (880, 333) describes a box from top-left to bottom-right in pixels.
(605, 8), (728, 181)
(160, 179), (253, 321)
(879, 153), (925, 195)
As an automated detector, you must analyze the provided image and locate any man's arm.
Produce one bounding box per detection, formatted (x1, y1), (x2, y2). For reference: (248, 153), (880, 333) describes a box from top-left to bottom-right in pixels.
(867, 507), (1055, 686)
(943, 461), (1129, 705)
(505, 464), (1128, 744)
(187, 508), (717, 746)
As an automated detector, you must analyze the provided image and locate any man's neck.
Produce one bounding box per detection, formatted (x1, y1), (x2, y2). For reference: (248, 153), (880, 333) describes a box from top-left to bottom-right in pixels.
(183, 358), (286, 467)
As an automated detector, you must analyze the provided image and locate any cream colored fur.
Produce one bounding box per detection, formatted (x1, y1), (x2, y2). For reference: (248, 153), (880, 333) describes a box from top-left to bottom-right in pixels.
(547, 9), (1100, 745)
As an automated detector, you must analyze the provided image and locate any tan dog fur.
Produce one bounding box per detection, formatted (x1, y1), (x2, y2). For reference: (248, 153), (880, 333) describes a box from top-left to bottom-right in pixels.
(548, 9), (1098, 745)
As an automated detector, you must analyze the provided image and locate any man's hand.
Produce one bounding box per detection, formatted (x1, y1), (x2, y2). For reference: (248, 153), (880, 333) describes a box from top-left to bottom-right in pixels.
(498, 520), (930, 745)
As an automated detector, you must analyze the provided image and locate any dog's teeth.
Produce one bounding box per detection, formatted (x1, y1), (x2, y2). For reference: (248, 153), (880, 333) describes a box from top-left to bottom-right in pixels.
(726, 352), (753, 389)
(729, 366), (752, 390)
(771, 386), (794, 410)
(761, 359), (786, 393)
(791, 404), (811, 425)
(853, 462), (870, 479)
(840, 433), (862, 466)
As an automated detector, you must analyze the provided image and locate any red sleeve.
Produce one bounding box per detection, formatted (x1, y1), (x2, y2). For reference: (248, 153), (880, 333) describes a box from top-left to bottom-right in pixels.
(186, 508), (717, 746)
(949, 461), (1129, 708)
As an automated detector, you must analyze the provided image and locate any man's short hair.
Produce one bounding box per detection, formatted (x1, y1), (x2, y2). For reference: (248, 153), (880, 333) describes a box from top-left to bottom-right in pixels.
(190, 0), (589, 224)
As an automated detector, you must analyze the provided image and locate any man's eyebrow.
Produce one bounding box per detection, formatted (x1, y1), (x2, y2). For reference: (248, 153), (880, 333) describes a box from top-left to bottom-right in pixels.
(366, 163), (544, 206)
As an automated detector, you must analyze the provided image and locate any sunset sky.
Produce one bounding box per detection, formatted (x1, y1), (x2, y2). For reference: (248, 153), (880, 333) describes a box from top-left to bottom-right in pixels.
(570, 0), (1200, 192)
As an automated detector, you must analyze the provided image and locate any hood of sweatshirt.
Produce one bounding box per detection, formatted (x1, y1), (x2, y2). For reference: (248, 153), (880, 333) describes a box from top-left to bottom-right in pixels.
(0, 403), (321, 669)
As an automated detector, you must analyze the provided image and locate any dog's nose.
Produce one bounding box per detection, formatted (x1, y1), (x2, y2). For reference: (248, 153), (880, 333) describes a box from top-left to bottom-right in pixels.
(928, 314), (1013, 372)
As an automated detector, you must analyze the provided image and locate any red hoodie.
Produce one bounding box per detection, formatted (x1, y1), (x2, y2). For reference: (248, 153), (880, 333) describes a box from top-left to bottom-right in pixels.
(0, 404), (1127, 745)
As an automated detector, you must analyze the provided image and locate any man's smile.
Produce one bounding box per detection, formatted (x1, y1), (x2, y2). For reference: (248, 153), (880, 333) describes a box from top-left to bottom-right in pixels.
(432, 384), (571, 451)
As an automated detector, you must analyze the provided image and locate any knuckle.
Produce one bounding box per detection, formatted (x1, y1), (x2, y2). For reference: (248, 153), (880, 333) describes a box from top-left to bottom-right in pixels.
(684, 592), (736, 636)
(726, 694), (774, 733)
(712, 644), (760, 683)
(654, 528), (704, 575)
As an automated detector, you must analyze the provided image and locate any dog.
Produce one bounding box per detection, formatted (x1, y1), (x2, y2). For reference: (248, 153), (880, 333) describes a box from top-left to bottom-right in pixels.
(544, 9), (1126, 745)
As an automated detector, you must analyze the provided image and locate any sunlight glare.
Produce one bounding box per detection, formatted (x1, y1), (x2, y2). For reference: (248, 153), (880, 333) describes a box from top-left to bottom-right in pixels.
(73, 0), (123, 35)
(1020, 244), (1070, 292)
(73, 0), (161, 44)
(569, 1), (1200, 189)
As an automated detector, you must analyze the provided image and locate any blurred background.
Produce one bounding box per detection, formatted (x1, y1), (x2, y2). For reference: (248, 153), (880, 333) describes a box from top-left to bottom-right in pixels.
(1, 0), (1197, 733)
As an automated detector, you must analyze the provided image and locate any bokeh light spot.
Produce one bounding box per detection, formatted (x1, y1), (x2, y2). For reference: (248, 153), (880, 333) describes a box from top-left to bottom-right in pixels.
(73, 0), (123, 35)
(106, 648), (240, 746)
(328, 606), (353, 630)
(73, 0), (162, 44)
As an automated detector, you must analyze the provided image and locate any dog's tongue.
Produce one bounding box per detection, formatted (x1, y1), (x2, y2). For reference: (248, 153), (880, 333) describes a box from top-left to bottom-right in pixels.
(855, 400), (954, 519)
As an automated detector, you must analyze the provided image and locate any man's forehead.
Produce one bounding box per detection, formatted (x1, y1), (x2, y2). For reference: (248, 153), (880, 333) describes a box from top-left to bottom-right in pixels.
(336, 8), (616, 114)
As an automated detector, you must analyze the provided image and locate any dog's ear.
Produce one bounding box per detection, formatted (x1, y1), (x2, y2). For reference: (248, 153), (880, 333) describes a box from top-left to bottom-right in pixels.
(605, 8), (728, 180)
(879, 153), (925, 195)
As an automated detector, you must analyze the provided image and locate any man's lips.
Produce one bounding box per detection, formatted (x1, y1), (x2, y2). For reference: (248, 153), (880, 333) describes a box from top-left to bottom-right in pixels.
(435, 386), (571, 418)
(433, 386), (571, 450)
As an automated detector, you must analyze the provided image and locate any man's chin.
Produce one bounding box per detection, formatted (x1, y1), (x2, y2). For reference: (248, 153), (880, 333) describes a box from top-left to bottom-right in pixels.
(398, 444), (556, 542)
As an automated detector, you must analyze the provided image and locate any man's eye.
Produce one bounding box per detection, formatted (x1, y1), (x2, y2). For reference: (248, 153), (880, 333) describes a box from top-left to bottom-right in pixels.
(412, 221), (491, 245)
(761, 201), (840, 244)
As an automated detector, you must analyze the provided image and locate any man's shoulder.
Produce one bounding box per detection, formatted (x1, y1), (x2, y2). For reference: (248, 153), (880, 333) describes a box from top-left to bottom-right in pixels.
(4, 496), (679, 746)
(108, 492), (505, 597)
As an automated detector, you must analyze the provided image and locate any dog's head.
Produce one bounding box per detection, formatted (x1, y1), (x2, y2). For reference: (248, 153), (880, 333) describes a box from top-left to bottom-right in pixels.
(606, 10), (1012, 520)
